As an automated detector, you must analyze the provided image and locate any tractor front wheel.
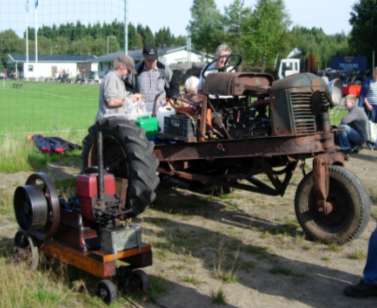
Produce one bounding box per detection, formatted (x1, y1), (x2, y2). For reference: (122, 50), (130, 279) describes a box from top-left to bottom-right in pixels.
(82, 117), (159, 217)
(295, 165), (370, 244)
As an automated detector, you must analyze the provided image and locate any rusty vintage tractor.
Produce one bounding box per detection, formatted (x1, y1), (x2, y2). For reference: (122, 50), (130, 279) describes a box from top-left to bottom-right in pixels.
(82, 58), (371, 245)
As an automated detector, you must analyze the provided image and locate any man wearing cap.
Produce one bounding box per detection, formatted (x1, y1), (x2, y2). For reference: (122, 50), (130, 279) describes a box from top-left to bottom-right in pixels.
(135, 45), (179, 114)
(96, 55), (142, 120)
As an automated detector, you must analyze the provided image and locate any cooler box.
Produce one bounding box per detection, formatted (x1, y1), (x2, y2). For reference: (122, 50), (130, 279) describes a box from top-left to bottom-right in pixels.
(162, 114), (197, 142)
(136, 116), (159, 139)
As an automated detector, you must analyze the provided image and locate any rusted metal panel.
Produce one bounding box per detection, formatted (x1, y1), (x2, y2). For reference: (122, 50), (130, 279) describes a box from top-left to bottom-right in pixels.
(311, 151), (345, 214)
(313, 155), (332, 214)
(198, 96), (208, 142)
(154, 133), (334, 162)
(203, 72), (273, 96)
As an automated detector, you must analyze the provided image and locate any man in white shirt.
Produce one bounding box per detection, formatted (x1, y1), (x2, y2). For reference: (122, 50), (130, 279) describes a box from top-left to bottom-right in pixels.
(96, 55), (142, 120)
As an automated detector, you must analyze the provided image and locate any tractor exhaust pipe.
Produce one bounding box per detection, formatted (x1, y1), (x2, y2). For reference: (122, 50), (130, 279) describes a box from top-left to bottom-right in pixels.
(97, 122), (105, 202)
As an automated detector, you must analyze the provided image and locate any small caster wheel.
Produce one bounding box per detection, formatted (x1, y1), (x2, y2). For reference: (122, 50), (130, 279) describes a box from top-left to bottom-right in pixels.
(97, 279), (117, 304)
(124, 270), (149, 293)
(13, 231), (39, 271)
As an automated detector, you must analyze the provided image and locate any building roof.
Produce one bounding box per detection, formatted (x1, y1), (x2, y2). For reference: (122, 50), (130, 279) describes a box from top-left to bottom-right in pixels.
(94, 50), (143, 63)
(8, 54), (97, 63)
(95, 46), (211, 63)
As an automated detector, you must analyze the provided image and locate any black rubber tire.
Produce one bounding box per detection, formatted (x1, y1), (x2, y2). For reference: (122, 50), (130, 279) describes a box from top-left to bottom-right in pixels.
(295, 165), (371, 244)
(13, 231), (39, 271)
(82, 117), (159, 217)
(123, 269), (150, 293)
(97, 279), (117, 304)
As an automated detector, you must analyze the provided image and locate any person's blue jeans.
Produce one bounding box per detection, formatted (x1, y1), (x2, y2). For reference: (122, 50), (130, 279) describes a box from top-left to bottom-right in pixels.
(336, 124), (364, 151)
(369, 105), (377, 123)
(363, 227), (377, 284)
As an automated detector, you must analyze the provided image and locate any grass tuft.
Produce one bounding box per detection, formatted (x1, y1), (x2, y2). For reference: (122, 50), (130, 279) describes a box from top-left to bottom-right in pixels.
(213, 241), (239, 283)
(347, 250), (366, 260)
(181, 275), (202, 286)
(211, 288), (227, 305)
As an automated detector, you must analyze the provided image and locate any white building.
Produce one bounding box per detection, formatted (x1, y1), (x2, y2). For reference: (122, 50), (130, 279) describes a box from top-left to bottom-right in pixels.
(8, 54), (98, 80)
(159, 46), (212, 66)
(95, 46), (213, 77)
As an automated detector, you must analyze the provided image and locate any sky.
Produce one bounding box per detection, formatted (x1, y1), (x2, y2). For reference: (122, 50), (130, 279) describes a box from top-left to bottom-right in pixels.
(0, 0), (357, 37)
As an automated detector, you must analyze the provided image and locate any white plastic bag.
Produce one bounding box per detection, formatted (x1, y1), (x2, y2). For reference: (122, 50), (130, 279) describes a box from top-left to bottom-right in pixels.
(368, 120), (377, 144)
(124, 99), (149, 121)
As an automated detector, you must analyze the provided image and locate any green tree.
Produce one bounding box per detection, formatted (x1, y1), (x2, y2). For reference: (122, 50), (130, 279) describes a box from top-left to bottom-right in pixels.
(188, 0), (224, 54)
(0, 30), (23, 68)
(350, 0), (377, 62)
(137, 24), (155, 46)
(241, 0), (290, 70)
(288, 27), (349, 69)
(128, 23), (142, 49)
(155, 27), (174, 48)
(223, 0), (252, 54)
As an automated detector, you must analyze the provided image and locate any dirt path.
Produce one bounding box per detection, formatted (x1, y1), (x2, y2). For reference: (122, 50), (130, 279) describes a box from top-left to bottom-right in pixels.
(0, 150), (376, 307)
(141, 149), (377, 308)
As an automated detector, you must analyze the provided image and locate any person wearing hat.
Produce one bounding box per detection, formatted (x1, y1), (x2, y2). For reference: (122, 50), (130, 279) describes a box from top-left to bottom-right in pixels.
(135, 45), (179, 114)
(335, 94), (368, 153)
(96, 54), (142, 120)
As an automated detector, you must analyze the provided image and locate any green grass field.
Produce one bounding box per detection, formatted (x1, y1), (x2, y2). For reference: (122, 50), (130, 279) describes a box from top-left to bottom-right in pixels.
(0, 80), (346, 173)
(0, 79), (347, 135)
(0, 80), (98, 135)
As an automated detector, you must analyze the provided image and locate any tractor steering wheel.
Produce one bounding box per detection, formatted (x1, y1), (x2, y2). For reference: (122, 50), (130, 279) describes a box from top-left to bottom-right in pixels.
(201, 54), (242, 80)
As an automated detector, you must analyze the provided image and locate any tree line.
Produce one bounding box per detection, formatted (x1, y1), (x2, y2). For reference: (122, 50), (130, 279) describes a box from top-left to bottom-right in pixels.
(188, 0), (376, 71)
(188, 0), (350, 71)
(1, 0), (375, 73)
(0, 21), (185, 70)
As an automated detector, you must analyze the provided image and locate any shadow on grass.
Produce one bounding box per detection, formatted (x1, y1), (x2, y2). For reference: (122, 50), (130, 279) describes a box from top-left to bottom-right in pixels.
(153, 187), (302, 238)
(144, 217), (370, 308)
(0, 234), (220, 307)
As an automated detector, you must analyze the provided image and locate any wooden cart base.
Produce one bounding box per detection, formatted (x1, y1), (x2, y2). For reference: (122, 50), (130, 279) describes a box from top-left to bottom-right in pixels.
(40, 241), (152, 278)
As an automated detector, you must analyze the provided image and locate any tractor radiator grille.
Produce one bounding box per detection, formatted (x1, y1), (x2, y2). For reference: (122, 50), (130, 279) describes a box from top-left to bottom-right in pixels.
(290, 92), (317, 134)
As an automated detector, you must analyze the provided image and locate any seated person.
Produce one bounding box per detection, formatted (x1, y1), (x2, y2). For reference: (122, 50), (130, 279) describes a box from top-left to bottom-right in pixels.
(198, 43), (233, 91)
(96, 55), (142, 120)
(335, 94), (368, 153)
(169, 76), (201, 116)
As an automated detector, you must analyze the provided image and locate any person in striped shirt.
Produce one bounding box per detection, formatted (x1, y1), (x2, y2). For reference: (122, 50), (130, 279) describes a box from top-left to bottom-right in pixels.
(364, 67), (377, 122)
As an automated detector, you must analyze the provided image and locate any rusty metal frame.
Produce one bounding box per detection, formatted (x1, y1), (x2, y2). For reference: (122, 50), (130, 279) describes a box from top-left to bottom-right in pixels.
(154, 132), (337, 163)
(40, 241), (152, 278)
(312, 151), (344, 214)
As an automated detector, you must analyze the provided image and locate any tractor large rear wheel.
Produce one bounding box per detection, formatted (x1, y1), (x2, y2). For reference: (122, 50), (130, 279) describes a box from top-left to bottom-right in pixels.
(82, 117), (159, 217)
(295, 165), (370, 244)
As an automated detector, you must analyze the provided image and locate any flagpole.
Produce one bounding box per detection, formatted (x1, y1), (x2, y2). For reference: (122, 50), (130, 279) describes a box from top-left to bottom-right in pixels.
(124, 0), (128, 55)
(34, 1), (38, 63)
(25, 1), (29, 80)
(26, 14), (29, 63)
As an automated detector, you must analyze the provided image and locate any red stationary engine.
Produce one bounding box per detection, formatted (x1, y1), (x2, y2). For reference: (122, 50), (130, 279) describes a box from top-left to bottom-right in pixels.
(76, 173), (116, 222)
